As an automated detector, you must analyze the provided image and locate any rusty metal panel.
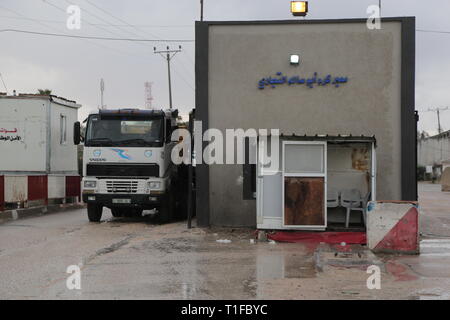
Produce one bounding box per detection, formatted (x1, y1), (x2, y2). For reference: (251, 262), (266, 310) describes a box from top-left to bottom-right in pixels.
(351, 146), (370, 171)
(66, 176), (81, 199)
(284, 177), (325, 226)
(28, 175), (48, 203)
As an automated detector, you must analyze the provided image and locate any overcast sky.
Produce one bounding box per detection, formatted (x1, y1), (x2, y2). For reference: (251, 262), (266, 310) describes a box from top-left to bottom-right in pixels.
(1, 0), (450, 134)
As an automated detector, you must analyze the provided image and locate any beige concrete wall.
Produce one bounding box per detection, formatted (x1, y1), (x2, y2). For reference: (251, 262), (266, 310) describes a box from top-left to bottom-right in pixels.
(207, 22), (403, 227)
(418, 134), (450, 167)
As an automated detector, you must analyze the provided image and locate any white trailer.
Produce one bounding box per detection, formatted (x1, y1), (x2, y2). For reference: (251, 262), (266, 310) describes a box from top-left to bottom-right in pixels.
(0, 94), (81, 209)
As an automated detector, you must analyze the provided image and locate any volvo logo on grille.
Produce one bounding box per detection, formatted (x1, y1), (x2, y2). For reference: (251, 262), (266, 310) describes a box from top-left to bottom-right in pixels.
(93, 149), (101, 157)
(145, 150), (153, 158)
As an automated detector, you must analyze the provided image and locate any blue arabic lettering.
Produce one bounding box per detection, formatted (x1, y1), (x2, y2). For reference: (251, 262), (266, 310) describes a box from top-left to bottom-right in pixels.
(258, 72), (348, 90)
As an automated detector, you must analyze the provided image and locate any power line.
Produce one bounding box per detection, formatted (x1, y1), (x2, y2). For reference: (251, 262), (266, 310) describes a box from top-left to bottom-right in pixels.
(0, 3), (194, 111)
(1, 12), (449, 35)
(83, 0), (162, 40)
(0, 3), (153, 59)
(63, 0), (147, 39)
(174, 57), (195, 81)
(81, 0), (196, 98)
(46, 0), (179, 66)
(0, 3), (58, 31)
(0, 29), (194, 42)
(77, 0), (167, 57)
(417, 29), (450, 35)
(82, 1), (195, 92)
(84, 0), (196, 88)
(172, 67), (195, 91)
(46, 0), (143, 39)
(0, 15), (192, 28)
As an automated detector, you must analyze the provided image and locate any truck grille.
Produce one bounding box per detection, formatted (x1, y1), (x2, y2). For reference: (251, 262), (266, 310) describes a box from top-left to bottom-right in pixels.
(106, 181), (139, 193)
(86, 164), (159, 177)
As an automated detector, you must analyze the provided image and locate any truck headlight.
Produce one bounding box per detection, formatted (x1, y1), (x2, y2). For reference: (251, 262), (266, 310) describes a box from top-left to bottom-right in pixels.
(148, 181), (161, 189)
(84, 181), (97, 189)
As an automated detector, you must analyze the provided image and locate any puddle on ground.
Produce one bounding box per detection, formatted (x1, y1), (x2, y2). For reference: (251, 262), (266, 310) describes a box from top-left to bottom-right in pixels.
(411, 288), (450, 300)
(420, 239), (450, 257)
(256, 251), (316, 280)
(152, 238), (318, 299)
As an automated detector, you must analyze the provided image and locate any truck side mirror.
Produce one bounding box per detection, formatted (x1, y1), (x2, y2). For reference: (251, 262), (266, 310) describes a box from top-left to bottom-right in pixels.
(73, 121), (81, 145)
(165, 119), (172, 143)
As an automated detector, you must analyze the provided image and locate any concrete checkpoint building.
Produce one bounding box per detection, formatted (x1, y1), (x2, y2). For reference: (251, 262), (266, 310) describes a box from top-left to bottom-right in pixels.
(194, 17), (416, 230)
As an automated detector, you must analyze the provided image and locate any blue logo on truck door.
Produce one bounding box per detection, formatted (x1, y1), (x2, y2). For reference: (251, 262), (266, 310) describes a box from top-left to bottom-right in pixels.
(111, 148), (131, 160)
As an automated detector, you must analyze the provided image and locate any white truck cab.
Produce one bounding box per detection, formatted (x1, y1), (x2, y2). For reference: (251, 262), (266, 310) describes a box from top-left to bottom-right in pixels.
(74, 108), (181, 222)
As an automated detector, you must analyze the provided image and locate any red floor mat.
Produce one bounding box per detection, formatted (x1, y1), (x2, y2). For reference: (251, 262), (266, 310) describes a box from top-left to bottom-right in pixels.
(267, 231), (367, 244)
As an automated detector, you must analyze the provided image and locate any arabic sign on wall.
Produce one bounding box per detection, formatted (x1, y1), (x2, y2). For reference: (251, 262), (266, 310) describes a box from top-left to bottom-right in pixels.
(258, 72), (348, 90)
(0, 126), (22, 142)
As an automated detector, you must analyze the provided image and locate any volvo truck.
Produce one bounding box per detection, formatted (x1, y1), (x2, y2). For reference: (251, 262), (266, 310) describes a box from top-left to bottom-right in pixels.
(74, 108), (184, 222)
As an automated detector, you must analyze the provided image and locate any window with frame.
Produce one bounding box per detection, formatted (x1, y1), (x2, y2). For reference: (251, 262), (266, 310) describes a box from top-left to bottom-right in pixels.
(60, 114), (67, 144)
(243, 137), (257, 200)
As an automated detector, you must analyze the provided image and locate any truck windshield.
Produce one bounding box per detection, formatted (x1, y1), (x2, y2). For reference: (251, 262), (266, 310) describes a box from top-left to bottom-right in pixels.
(85, 115), (164, 147)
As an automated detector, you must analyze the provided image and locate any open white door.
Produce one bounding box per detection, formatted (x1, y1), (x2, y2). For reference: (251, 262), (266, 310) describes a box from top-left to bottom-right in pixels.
(282, 141), (327, 230)
(256, 138), (283, 230)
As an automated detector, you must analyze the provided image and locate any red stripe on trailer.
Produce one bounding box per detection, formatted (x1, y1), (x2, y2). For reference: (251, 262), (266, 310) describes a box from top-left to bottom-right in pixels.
(374, 207), (419, 253)
(28, 175), (48, 204)
(66, 176), (81, 199)
(0, 176), (4, 211)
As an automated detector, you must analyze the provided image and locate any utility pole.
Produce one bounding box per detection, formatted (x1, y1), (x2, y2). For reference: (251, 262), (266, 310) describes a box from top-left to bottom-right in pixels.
(154, 46), (182, 110)
(437, 109), (442, 134)
(200, 0), (204, 21)
(428, 107), (449, 134)
(100, 78), (105, 110)
(144, 82), (154, 110)
(379, 0), (382, 17)
(0, 72), (8, 93)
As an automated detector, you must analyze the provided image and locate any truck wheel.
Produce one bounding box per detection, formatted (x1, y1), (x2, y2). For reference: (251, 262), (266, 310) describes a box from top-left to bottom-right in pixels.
(87, 204), (103, 222)
(174, 164), (189, 220)
(174, 184), (188, 220)
(158, 192), (174, 223)
(132, 208), (143, 217)
(111, 208), (123, 218)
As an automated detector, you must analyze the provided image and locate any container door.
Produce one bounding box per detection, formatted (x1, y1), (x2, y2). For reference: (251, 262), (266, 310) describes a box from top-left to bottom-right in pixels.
(282, 141), (327, 230)
(257, 138), (283, 230)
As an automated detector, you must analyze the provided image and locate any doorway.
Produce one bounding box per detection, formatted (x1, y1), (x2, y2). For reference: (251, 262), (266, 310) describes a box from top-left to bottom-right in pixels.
(256, 136), (376, 231)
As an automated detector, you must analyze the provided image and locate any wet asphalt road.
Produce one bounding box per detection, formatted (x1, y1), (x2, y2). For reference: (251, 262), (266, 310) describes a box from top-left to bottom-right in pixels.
(0, 207), (319, 299)
(0, 183), (450, 299)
